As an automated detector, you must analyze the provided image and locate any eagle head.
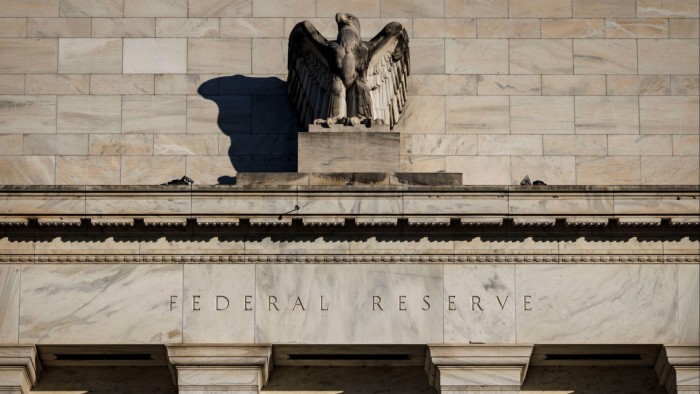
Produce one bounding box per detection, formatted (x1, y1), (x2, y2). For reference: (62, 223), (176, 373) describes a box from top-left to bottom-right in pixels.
(335, 13), (361, 37)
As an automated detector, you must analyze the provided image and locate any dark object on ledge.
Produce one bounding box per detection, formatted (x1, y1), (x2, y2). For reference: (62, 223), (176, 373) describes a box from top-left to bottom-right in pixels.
(161, 176), (194, 186)
(520, 175), (547, 186)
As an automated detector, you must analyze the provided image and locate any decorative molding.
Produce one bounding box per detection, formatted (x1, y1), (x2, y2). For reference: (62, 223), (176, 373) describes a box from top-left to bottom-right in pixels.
(460, 217), (503, 226)
(143, 217), (187, 227)
(302, 217), (346, 227)
(91, 217), (135, 227)
(249, 217), (292, 227)
(565, 217), (609, 227)
(355, 217), (398, 226)
(196, 217), (240, 227)
(37, 217), (82, 227)
(618, 217), (662, 227)
(408, 217), (451, 227)
(0, 217), (28, 226)
(513, 217), (556, 227)
(670, 217), (700, 227)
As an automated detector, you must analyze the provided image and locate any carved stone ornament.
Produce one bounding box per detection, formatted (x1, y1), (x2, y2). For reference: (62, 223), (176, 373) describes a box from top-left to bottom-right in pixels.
(288, 13), (410, 129)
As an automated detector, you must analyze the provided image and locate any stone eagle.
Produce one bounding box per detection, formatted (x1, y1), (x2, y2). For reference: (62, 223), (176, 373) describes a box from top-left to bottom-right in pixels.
(288, 13), (410, 129)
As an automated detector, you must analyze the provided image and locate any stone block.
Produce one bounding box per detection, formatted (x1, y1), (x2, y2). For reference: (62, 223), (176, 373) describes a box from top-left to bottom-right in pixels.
(190, 0), (252, 17)
(413, 18), (476, 38)
(27, 17), (91, 37)
(154, 134), (218, 155)
(55, 156), (120, 185)
(120, 156), (186, 185)
(678, 265), (700, 344)
(446, 39), (508, 74)
(670, 19), (700, 38)
(188, 95), (251, 134)
(124, 0), (187, 17)
(24, 134), (88, 155)
(608, 135), (673, 156)
(408, 134), (477, 155)
(380, 0), (444, 17)
(186, 156), (236, 184)
(673, 135), (700, 156)
(92, 17), (156, 38)
(399, 96), (445, 134)
(0, 95), (56, 134)
(156, 18), (219, 37)
(541, 18), (604, 38)
(478, 18), (540, 38)
(252, 0), (315, 17)
(123, 38), (186, 73)
(298, 131), (400, 172)
(543, 135), (607, 156)
(89, 134), (154, 155)
(60, 0), (123, 16)
(0, 0), (58, 17)
(641, 156), (699, 185)
(409, 39), (444, 75)
(510, 156), (576, 185)
(640, 96), (700, 134)
(188, 38), (252, 74)
(0, 38), (57, 73)
(576, 156), (640, 185)
(605, 18), (669, 38)
(220, 17), (284, 38)
(479, 135), (542, 155)
(411, 75), (477, 96)
(0, 265), (20, 343)
(318, 0), (380, 16)
(575, 96), (639, 134)
(446, 96), (509, 134)
(606, 75), (670, 95)
(637, 0), (700, 18)
(0, 134), (23, 155)
(57, 95), (121, 133)
(671, 75), (700, 95)
(511, 96), (574, 134)
(252, 38), (287, 74)
(0, 18), (26, 37)
(122, 95), (186, 134)
(638, 39), (700, 74)
(90, 74), (154, 94)
(155, 74), (218, 94)
(573, 0), (636, 17)
(573, 39), (637, 74)
(26, 74), (88, 95)
(445, 0), (507, 17)
(58, 38), (122, 73)
(509, 0), (571, 17)
(357, 18), (414, 40)
(0, 156), (55, 184)
(400, 156), (446, 172)
(283, 17), (337, 38)
(542, 75), (606, 95)
(0, 75), (25, 94)
(510, 39), (572, 74)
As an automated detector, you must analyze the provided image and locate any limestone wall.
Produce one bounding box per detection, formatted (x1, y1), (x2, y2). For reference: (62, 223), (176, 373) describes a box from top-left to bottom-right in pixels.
(0, 0), (698, 186)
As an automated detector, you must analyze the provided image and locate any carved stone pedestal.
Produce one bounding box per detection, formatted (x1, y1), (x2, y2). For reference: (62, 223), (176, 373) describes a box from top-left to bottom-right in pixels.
(656, 345), (700, 393)
(426, 345), (533, 394)
(0, 346), (40, 394)
(166, 345), (272, 394)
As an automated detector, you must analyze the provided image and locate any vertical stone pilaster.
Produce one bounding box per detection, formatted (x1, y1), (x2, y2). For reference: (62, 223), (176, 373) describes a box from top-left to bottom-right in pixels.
(426, 345), (533, 394)
(656, 346), (700, 394)
(0, 346), (40, 394)
(166, 345), (272, 393)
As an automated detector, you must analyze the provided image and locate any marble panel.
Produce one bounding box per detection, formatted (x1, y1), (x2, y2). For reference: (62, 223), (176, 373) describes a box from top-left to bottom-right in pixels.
(409, 39), (445, 75)
(190, 0), (252, 17)
(444, 265), (516, 344)
(26, 74), (89, 94)
(253, 0), (314, 17)
(509, 191), (613, 215)
(123, 38), (186, 73)
(298, 132), (399, 172)
(522, 366), (668, 393)
(191, 191), (296, 216)
(403, 192), (508, 215)
(510, 39), (572, 74)
(671, 75), (700, 96)
(573, 39), (637, 74)
(19, 264), (182, 344)
(0, 95), (56, 134)
(122, 95), (186, 134)
(637, 0), (700, 18)
(638, 39), (700, 74)
(511, 96), (574, 134)
(0, 18), (26, 37)
(663, 236), (699, 255)
(27, 17), (90, 37)
(188, 38), (252, 74)
(605, 19), (669, 38)
(89, 134), (153, 155)
(670, 19), (700, 38)
(154, 134), (218, 156)
(541, 18), (604, 38)
(446, 96), (509, 134)
(282, 17), (337, 39)
(478, 19), (540, 38)
(220, 17), (284, 38)
(673, 135), (700, 156)
(477, 75), (541, 95)
(255, 264), (443, 344)
(90, 74), (154, 94)
(446, 39), (508, 74)
(124, 0), (187, 17)
(264, 367), (435, 393)
(317, 0), (380, 17)
(57, 95), (121, 133)
(155, 74), (219, 94)
(0, 188), (85, 214)
(252, 38), (287, 74)
(575, 96), (640, 134)
(413, 18), (476, 38)
(58, 38), (122, 74)
(34, 235), (139, 255)
(573, 0), (636, 17)
(59, 0), (122, 16)
(0, 265), (20, 344)
(478, 135), (542, 155)
(445, 0), (508, 17)
(188, 95), (252, 134)
(516, 264), (678, 343)
(410, 75), (477, 96)
(298, 192), (403, 216)
(0, 38), (57, 73)
(0, 0), (58, 17)
(509, 156), (576, 185)
(356, 18), (414, 40)
(678, 265), (700, 344)
(400, 156), (446, 172)
(186, 156), (237, 185)
(24, 134), (88, 155)
(55, 156), (120, 185)
(641, 156), (699, 185)
(243, 236), (350, 256)
(157, 18), (219, 37)
(640, 96), (700, 134)
(0, 134), (23, 155)
(447, 156), (510, 185)
(509, 0), (571, 17)
(543, 135), (607, 156)
(0, 236), (33, 255)
(0, 75), (25, 94)
(609, 135), (672, 156)
(92, 17), (156, 38)
(86, 190), (191, 215)
(120, 156), (186, 185)
(348, 236), (454, 255)
(607, 75), (671, 95)
(408, 134), (477, 155)
(559, 236), (663, 255)
(380, 0), (444, 17)
(576, 156), (640, 185)
(399, 96), (445, 134)
(141, 237), (244, 255)
(613, 192), (700, 215)
(456, 237), (558, 255)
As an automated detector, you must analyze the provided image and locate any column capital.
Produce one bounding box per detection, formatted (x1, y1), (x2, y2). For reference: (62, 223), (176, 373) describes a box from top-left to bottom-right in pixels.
(655, 345), (700, 393)
(0, 346), (41, 394)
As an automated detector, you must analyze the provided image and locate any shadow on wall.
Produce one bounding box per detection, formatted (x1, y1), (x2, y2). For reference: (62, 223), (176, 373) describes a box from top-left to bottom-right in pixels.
(198, 75), (301, 184)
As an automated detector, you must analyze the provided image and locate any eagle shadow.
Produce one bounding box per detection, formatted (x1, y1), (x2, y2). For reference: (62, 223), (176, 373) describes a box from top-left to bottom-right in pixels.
(197, 75), (301, 184)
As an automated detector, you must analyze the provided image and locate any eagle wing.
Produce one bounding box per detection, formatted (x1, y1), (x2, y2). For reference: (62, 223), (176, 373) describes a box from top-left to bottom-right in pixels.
(287, 21), (335, 127)
(366, 22), (410, 129)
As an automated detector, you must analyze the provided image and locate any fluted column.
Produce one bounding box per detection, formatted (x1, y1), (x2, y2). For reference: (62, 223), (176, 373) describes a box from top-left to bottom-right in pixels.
(656, 345), (700, 394)
(0, 346), (40, 394)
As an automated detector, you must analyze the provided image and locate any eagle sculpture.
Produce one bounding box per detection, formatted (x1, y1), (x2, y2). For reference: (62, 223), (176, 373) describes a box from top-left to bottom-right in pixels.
(288, 13), (410, 129)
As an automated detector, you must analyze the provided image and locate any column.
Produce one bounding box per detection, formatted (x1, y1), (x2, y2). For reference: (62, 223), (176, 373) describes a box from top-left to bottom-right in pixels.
(656, 345), (700, 394)
(0, 346), (40, 394)
(166, 345), (272, 394)
(426, 345), (534, 394)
